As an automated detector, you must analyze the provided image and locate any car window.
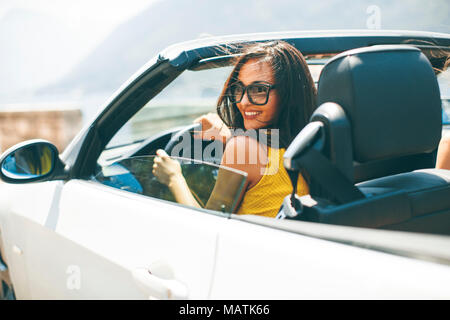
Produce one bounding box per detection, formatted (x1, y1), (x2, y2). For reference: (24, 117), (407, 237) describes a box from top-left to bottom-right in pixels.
(92, 155), (247, 213)
(105, 66), (234, 151)
(102, 57), (328, 156)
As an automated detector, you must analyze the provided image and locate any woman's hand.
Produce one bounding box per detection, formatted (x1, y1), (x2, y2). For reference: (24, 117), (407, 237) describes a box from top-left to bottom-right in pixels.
(152, 149), (183, 186)
(152, 149), (201, 208)
(193, 112), (231, 144)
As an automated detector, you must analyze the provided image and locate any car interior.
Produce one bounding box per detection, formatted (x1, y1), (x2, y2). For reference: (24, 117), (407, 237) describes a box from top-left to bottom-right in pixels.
(88, 40), (450, 235)
(54, 35), (448, 236)
(282, 45), (450, 236)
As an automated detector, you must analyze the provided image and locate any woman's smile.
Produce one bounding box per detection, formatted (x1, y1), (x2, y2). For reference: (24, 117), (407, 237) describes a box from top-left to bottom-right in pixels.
(242, 110), (263, 119)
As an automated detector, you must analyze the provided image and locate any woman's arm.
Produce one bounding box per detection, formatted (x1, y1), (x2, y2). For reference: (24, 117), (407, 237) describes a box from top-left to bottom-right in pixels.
(152, 136), (266, 213)
(152, 149), (201, 208)
(436, 134), (450, 170)
(205, 136), (266, 212)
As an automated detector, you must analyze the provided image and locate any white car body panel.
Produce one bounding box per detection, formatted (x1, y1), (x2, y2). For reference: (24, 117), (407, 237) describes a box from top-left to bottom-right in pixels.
(2, 180), (450, 299)
(211, 218), (450, 299)
(0, 180), (222, 299)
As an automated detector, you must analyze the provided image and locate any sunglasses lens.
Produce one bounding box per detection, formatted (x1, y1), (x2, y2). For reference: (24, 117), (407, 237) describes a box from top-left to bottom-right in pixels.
(231, 84), (244, 103)
(230, 83), (272, 105)
(248, 85), (270, 105)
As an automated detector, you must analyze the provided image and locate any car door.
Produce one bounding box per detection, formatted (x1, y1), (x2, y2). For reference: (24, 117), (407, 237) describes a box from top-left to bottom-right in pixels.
(6, 154), (249, 299)
(0, 53), (241, 299)
(210, 216), (450, 299)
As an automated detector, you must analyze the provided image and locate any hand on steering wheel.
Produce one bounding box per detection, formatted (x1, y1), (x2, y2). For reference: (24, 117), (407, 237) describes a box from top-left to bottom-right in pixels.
(193, 113), (231, 144)
(164, 123), (202, 156)
(152, 149), (182, 186)
(163, 113), (229, 164)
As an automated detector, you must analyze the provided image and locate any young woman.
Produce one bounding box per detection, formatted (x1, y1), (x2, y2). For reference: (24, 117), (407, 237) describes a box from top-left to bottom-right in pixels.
(153, 40), (317, 217)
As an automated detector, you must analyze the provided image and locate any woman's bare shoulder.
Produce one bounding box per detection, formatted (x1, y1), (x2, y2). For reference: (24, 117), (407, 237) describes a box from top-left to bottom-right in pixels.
(436, 133), (450, 170)
(223, 135), (266, 161)
(221, 135), (267, 186)
(441, 133), (450, 144)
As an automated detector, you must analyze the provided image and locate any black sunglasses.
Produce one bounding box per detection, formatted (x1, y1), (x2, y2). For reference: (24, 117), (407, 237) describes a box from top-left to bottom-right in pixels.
(229, 81), (276, 105)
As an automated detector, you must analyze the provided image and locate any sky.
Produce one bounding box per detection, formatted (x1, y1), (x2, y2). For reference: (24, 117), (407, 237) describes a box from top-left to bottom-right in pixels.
(0, 0), (159, 48)
(0, 0), (161, 100)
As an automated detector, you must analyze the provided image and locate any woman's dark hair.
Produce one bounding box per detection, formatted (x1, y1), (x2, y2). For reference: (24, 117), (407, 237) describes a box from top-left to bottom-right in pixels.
(217, 40), (317, 148)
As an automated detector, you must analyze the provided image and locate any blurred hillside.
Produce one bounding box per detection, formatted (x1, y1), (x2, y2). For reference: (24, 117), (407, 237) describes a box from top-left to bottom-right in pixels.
(0, 0), (447, 105)
(34, 0), (450, 98)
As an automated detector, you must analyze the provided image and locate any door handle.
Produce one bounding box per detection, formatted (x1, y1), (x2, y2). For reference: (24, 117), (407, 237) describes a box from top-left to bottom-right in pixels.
(132, 268), (188, 300)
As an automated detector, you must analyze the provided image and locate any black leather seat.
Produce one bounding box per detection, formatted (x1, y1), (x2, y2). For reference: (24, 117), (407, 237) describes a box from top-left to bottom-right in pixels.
(292, 45), (450, 235)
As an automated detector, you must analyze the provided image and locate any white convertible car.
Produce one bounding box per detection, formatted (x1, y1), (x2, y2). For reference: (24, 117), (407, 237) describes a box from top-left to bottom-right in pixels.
(1, 30), (450, 300)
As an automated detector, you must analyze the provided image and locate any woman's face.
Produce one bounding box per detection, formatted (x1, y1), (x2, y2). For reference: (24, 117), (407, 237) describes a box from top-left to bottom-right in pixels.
(235, 58), (280, 130)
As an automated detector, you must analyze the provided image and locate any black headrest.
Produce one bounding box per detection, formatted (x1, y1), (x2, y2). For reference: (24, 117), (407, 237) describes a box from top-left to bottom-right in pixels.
(317, 45), (442, 163)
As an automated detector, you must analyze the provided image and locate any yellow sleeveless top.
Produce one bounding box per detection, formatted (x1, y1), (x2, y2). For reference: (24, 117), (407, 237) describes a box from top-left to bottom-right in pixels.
(237, 147), (309, 218)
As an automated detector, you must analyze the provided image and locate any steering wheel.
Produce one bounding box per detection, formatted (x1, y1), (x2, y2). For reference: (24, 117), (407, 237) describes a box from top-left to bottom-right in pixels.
(164, 122), (202, 157)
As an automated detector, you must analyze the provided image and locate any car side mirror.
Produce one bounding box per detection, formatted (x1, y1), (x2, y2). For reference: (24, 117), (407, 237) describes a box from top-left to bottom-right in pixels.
(0, 140), (66, 184)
